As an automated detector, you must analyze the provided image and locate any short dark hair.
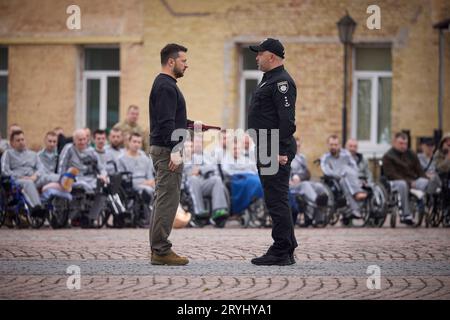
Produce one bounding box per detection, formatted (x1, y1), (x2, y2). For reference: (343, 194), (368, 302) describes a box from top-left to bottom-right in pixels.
(10, 130), (24, 142)
(160, 43), (188, 65)
(129, 132), (142, 141)
(93, 129), (106, 138)
(394, 132), (408, 140)
(327, 134), (339, 143)
(45, 131), (58, 138)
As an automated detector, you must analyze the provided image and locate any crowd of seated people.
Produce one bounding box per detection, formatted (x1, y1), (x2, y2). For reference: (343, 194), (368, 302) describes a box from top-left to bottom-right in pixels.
(1, 108), (448, 229)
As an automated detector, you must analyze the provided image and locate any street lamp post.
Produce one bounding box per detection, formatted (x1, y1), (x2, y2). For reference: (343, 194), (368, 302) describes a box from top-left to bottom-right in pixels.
(337, 12), (356, 147)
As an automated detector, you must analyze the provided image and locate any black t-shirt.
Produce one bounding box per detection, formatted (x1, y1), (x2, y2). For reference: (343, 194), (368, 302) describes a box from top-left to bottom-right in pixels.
(149, 73), (187, 151)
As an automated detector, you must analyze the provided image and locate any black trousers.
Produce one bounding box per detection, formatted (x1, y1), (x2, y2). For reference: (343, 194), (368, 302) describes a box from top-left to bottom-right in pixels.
(258, 159), (298, 257)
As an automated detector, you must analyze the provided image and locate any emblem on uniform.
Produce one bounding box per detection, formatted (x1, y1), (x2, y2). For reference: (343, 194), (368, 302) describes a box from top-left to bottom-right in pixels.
(277, 81), (289, 94)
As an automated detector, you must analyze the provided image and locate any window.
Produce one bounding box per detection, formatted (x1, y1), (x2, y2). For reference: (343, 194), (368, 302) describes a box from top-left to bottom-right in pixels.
(239, 47), (263, 129)
(0, 47), (8, 139)
(352, 47), (392, 156)
(82, 47), (120, 131)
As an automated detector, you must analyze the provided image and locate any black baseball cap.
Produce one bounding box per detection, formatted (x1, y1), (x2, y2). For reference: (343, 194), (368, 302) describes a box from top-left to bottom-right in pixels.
(249, 38), (285, 59)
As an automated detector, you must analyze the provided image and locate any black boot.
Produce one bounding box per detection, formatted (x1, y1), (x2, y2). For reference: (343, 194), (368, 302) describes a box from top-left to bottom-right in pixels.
(251, 253), (294, 266)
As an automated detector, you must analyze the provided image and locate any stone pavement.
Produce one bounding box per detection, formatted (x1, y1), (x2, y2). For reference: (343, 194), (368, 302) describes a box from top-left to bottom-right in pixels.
(0, 223), (449, 300)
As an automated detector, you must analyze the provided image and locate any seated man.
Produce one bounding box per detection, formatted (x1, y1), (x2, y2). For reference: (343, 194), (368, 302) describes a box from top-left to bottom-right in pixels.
(289, 138), (327, 225)
(345, 138), (373, 184)
(117, 133), (155, 227)
(93, 129), (108, 168)
(37, 131), (60, 186)
(1, 130), (46, 217)
(222, 140), (264, 215)
(58, 128), (107, 226)
(104, 127), (124, 175)
(382, 132), (430, 225)
(418, 138), (436, 174)
(320, 135), (367, 219)
(182, 138), (229, 226)
(435, 134), (450, 174)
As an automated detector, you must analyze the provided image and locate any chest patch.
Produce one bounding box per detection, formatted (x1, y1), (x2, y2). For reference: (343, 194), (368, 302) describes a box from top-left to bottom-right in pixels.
(277, 81), (289, 94)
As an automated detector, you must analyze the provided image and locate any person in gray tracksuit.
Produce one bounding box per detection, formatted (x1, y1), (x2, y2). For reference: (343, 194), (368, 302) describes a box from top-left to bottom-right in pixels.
(183, 140), (228, 220)
(98, 128), (125, 176)
(117, 135), (155, 199)
(1, 130), (44, 209)
(117, 133), (155, 225)
(289, 138), (327, 221)
(320, 135), (367, 219)
(37, 131), (60, 187)
(58, 129), (107, 222)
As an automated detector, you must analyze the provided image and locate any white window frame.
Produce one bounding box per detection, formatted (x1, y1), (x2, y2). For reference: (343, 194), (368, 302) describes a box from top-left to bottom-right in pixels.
(82, 70), (120, 129)
(81, 45), (120, 130)
(351, 70), (392, 158)
(239, 70), (263, 129)
(351, 41), (392, 158)
(239, 47), (263, 129)
(0, 51), (8, 138)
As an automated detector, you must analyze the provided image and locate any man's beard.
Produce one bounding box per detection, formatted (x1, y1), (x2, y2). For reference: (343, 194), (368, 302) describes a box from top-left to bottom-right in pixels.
(173, 66), (184, 78)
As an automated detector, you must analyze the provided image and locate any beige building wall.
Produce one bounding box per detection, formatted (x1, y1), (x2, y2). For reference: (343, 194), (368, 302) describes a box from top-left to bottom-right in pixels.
(7, 45), (78, 150)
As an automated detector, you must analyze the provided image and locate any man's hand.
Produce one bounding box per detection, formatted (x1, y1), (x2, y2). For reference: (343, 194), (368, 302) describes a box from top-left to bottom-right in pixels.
(169, 151), (183, 172)
(144, 179), (155, 188)
(98, 175), (108, 184)
(191, 166), (200, 176)
(289, 174), (301, 186)
(22, 174), (38, 182)
(278, 155), (288, 166)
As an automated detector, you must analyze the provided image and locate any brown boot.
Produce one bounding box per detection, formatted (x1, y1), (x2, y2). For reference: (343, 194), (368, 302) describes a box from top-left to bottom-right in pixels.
(151, 249), (189, 266)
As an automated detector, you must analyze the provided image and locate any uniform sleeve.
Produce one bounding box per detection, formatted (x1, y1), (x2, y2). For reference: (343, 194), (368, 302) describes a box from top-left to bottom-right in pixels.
(272, 81), (296, 155)
(153, 85), (179, 150)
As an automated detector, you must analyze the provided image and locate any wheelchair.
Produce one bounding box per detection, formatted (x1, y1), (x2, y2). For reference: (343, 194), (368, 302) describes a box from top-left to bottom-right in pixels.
(219, 166), (269, 229)
(104, 171), (154, 228)
(426, 171), (450, 228)
(0, 176), (45, 229)
(379, 161), (427, 228)
(180, 171), (231, 228)
(320, 174), (388, 228)
(290, 185), (330, 228)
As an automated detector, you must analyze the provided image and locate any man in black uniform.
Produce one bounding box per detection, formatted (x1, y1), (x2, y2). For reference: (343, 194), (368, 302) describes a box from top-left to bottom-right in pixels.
(248, 38), (298, 266)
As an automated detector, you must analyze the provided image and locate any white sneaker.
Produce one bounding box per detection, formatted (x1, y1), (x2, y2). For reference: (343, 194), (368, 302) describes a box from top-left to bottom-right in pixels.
(410, 189), (425, 200)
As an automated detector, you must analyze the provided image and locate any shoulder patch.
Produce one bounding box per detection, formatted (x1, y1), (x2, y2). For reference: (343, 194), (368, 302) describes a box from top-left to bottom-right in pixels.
(277, 81), (289, 94)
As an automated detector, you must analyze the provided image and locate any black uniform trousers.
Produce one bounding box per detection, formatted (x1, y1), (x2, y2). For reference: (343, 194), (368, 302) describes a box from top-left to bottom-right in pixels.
(257, 155), (298, 257)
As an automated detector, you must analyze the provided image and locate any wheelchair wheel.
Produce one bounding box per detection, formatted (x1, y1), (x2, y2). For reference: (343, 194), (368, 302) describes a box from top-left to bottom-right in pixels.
(409, 195), (425, 228)
(425, 195), (442, 228)
(28, 209), (46, 229)
(366, 183), (388, 228)
(390, 205), (398, 228)
(48, 197), (69, 229)
(321, 184), (339, 226)
(14, 205), (30, 229)
(93, 210), (107, 229)
(443, 209), (450, 228)
(313, 207), (329, 228)
(0, 202), (5, 228)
